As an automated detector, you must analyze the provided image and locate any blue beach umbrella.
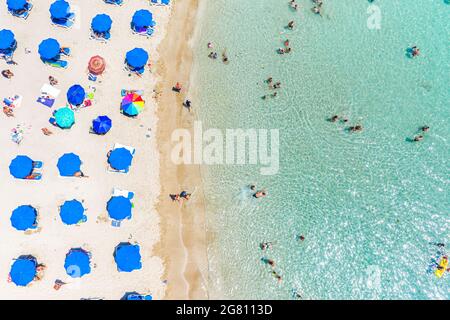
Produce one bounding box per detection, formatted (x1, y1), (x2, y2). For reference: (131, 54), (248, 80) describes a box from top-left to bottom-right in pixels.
(10, 257), (37, 286)
(91, 14), (112, 33)
(122, 292), (152, 300)
(57, 153), (81, 177)
(49, 0), (70, 19)
(114, 243), (142, 272)
(132, 10), (154, 28)
(38, 38), (60, 60)
(107, 196), (132, 221)
(0, 29), (15, 50)
(54, 107), (75, 128)
(64, 248), (91, 278)
(7, 0), (27, 11)
(108, 148), (133, 171)
(60, 200), (86, 225)
(125, 48), (149, 69)
(9, 155), (33, 179)
(10, 205), (37, 231)
(67, 85), (86, 106)
(92, 116), (112, 135)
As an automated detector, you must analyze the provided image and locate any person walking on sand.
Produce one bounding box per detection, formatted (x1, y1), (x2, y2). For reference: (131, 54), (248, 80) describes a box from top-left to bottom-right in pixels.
(180, 191), (191, 200)
(173, 82), (182, 92)
(183, 99), (192, 112)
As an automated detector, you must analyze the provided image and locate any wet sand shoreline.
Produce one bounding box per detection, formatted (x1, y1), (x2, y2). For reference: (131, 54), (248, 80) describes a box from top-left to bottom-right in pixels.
(155, 0), (209, 300)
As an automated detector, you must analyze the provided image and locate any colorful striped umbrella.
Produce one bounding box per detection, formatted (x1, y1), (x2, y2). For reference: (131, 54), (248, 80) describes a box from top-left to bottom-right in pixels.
(121, 93), (144, 116)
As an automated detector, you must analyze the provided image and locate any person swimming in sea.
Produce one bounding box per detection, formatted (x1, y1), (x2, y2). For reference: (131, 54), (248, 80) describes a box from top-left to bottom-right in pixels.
(349, 125), (363, 132)
(411, 46), (420, 57)
(254, 190), (267, 198)
(413, 135), (424, 142)
(271, 270), (282, 283)
(330, 115), (339, 122)
(287, 20), (295, 30)
(290, 0), (299, 11)
(421, 125), (430, 132)
(260, 242), (273, 251)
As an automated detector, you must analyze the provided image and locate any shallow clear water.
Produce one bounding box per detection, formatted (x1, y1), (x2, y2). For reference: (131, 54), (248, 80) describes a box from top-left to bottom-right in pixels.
(192, 0), (450, 299)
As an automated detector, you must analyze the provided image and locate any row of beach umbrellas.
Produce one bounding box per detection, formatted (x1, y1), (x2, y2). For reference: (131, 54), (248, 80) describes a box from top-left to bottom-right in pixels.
(10, 194), (132, 231)
(37, 36), (149, 71)
(9, 148), (135, 179)
(9, 243), (142, 286)
(50, 106), (138, 131)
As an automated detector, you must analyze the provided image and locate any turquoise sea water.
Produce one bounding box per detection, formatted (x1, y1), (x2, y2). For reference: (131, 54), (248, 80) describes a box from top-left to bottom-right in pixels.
(192, 0), (449, 299)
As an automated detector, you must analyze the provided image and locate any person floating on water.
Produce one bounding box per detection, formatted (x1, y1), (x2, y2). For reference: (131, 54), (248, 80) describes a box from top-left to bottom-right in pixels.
(290, 0), (299, 11)
(260, 242), (273, 251)
(253, 190), (267, 198)
(349, 125), (363, 133)
(222, 50), (229, 64)
(411, 46), (420, 57)
(287, 21), (295, 30)
(271, 270), (283, 283)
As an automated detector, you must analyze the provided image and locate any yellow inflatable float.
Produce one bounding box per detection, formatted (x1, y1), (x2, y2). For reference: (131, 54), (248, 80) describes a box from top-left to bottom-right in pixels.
(435, 256), (448, 278)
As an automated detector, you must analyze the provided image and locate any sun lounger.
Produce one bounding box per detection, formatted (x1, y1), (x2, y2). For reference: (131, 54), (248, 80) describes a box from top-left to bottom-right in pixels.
(25, 173), (42, 181)
(121, 89), (144, 97)
(32, 161), (43, 169)
(151, 0), (170, 6)
(61, 47), (71, 56)
(112, 188), (135, 200)
(111, 220), (121, 227)
(51, 18), (75, 29)
(132, 27), (155, 37)
(105, 0), (123, 5)
(45, 60), (68, 69)
(9, 2), (33, 19)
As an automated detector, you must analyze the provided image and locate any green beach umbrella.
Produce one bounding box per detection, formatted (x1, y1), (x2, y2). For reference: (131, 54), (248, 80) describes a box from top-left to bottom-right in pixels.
(54, 107), (75, 129)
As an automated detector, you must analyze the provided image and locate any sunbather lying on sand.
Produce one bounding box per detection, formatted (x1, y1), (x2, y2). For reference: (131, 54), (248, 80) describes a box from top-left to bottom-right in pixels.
(41, 128), (53, 136)
(3, 106), (14, 117)
(1, 69), (14, 79)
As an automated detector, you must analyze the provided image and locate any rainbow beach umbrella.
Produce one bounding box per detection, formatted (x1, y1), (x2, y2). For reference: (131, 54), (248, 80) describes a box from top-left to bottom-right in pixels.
(121, 93), (144, 117)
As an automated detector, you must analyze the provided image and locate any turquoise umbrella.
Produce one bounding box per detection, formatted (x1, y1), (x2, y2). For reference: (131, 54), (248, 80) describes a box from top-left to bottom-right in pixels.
(54, 107), (75, 128)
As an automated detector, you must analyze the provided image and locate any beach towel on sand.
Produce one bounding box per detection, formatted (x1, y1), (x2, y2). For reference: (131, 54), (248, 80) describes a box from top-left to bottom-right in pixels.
(37, 84), (60, 108)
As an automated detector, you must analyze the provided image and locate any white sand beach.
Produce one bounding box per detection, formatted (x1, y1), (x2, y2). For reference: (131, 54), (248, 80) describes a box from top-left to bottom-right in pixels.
(0, 0), (172, 299)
